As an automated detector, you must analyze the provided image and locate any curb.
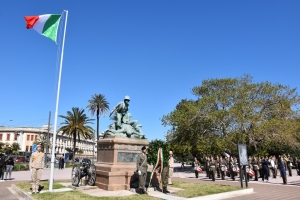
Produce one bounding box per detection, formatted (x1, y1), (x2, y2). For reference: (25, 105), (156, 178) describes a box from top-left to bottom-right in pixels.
(189, 188), (254, 200)
(11, 184), (33, 200)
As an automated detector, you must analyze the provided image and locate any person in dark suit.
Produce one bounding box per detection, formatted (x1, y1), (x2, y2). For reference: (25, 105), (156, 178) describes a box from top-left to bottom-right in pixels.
(0, 156), (5, 181)
(261, 156), (270, 182)
(278, 156), (287, 184)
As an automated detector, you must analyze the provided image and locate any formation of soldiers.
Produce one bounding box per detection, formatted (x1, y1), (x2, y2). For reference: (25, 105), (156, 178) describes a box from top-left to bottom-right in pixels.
(200, 154), (300, 184)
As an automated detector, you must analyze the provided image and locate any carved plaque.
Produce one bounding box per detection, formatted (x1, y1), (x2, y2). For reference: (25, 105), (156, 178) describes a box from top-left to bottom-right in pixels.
(117, 152), (139, 162)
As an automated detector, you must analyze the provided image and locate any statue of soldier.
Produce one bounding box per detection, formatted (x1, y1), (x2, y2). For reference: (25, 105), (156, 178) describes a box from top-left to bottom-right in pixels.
(168, 151), (174, 185)
(136, 146), (148, 194)
(29, 144), (44, 194)
(109, 95), (130, 129)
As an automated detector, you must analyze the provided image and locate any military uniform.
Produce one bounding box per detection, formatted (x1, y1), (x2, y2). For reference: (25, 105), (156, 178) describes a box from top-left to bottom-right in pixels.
(286, 156), (293, 177)
(229, 158), (236, 181)
(162, 164), (170, 193)
(252, 157), (259, 181)
(209, 158), (216, 181)
(136, 150), (148, 194)
(168, 152), (174, 184)
(205, 157), (209, 177)
(216, 156), (220, 178)
(220, 158), (226, 180)
(29, 149), (44, 193)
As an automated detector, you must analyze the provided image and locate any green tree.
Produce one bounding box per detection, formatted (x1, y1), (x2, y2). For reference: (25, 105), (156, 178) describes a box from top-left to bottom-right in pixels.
(58, 107), (95, 162)
(147, 139), (170, 166)
(163, 75), (300, 157)
(87, 94), (110, 141)
(5, 142), (20, 155)
(0, 142), (5, 154)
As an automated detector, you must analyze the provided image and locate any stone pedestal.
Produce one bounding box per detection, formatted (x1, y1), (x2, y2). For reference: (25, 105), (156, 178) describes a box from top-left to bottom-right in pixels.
(95, 137), (149, 191)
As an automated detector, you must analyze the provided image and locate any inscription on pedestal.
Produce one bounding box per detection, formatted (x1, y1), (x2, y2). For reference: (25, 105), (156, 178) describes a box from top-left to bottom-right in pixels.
(117, 152), (139, 162)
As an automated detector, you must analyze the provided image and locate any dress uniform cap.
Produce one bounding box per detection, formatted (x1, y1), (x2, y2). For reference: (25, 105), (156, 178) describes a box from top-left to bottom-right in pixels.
(169, 151), (173, 155)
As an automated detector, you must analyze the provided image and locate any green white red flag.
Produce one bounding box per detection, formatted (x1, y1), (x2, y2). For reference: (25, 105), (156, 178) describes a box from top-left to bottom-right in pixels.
(24, 14), (61, 42)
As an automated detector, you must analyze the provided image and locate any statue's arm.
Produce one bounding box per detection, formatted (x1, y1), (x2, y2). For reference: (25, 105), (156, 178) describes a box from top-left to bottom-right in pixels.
(109, 102), (121, 116)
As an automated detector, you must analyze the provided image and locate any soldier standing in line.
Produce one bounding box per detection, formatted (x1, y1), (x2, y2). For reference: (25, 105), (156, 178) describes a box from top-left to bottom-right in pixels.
(252, 156), (259, 181)
(225, 157), (230, 177)
(29, 144), (44, 194)
(219, 157), (226, 180)
(209, 156), (216, 181)
(229, 157), (236, 181)
(206, 156), (211, 178)
(216, 156), (220, 179)
(204, 156), (209, 178)
(258, 156), (263, 178)
(286, 154), (293, 177)
(136, 146), (148, 194)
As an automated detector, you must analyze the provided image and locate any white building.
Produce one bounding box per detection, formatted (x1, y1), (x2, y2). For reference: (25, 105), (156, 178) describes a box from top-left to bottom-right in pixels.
(0, 125), (97, 159)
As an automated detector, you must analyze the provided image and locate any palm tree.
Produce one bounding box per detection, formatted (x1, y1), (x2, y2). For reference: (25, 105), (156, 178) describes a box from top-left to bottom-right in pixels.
(33, 134), (50, 152)
(87, 94), (110, 141)
(58, 107), (94, 162)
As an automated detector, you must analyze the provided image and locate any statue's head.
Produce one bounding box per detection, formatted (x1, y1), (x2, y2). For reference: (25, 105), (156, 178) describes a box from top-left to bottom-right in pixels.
(124, 95), (130, 103)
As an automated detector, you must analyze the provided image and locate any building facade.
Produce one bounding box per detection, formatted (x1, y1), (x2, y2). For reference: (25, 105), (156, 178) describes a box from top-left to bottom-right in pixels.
(0, 125), (96, 159)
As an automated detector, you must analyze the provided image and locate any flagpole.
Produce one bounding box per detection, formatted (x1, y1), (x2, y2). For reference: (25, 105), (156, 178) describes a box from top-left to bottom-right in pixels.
(49, 10), (68, 192)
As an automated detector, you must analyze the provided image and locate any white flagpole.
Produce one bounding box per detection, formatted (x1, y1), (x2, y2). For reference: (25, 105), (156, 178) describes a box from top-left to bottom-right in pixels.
(49, 10), (68, 192)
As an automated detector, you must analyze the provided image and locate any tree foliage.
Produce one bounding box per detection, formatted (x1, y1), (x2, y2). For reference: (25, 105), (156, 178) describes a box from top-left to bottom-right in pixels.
(147, 139), (170, 166)
(58, 107), (95, 161)
(162, 75), (300, 157)
(87, 94), (110, 141)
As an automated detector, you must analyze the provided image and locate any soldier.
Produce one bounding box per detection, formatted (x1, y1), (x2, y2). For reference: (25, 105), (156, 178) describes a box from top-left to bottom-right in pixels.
(206, 156), (211, 178)
(209, 156), (216, 181)
(162, 155), (171, 194)
(219, 157), (226, 180)
(258, 156), (263, 178)
(252, 156), (259, 181)
(286, 154), (293, 177)
(204, 156), (209, 177)
(216, 156), (220, 178)
(29, 144), (44, 194)
(136, 146), (148, 194)
(229, 157), (236, 181)
(225, 156), (230, 177)
(168, 151), (174, 185)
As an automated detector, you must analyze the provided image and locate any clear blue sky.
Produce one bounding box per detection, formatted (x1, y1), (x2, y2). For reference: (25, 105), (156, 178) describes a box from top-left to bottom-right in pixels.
(1, 1), (299, 141)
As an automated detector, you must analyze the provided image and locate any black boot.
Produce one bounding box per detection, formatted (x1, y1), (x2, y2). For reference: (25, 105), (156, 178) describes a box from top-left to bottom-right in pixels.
(163, 187), (170, 194)
(139, 188), (143, 194)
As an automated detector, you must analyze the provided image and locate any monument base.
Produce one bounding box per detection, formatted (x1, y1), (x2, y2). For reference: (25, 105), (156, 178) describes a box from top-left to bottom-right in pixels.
(95, 137), (149, 191)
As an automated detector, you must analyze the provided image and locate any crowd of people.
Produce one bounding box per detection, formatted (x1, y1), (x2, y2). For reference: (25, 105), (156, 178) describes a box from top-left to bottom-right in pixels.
(193, 154), (300, 185)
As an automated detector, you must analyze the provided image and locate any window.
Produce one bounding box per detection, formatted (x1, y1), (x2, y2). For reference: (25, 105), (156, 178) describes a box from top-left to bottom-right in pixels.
(6, 134), (10, 141)
(35, 135), (38, 141)
(0, 134), (2, 140)
(27, 135), (30, 140)
(31, 135), (34, 141)
(14, 134), (18, 140)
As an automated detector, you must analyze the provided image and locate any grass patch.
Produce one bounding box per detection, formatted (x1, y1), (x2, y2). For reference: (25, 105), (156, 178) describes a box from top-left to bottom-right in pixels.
(15, 182), (159, 200)
(33, 191), (159, 200)
(15, 181), (65, 192)
(172, 180), (241, 198)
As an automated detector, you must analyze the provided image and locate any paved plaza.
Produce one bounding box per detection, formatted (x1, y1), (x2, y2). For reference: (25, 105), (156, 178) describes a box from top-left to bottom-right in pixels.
(1, 164), (300, 199)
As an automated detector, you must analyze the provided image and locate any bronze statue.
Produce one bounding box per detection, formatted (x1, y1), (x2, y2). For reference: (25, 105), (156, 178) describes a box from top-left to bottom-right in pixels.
(104, 96), (146, 139)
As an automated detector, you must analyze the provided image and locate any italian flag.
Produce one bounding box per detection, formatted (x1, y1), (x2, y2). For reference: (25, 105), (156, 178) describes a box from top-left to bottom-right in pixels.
(24, 14), (61, 42)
